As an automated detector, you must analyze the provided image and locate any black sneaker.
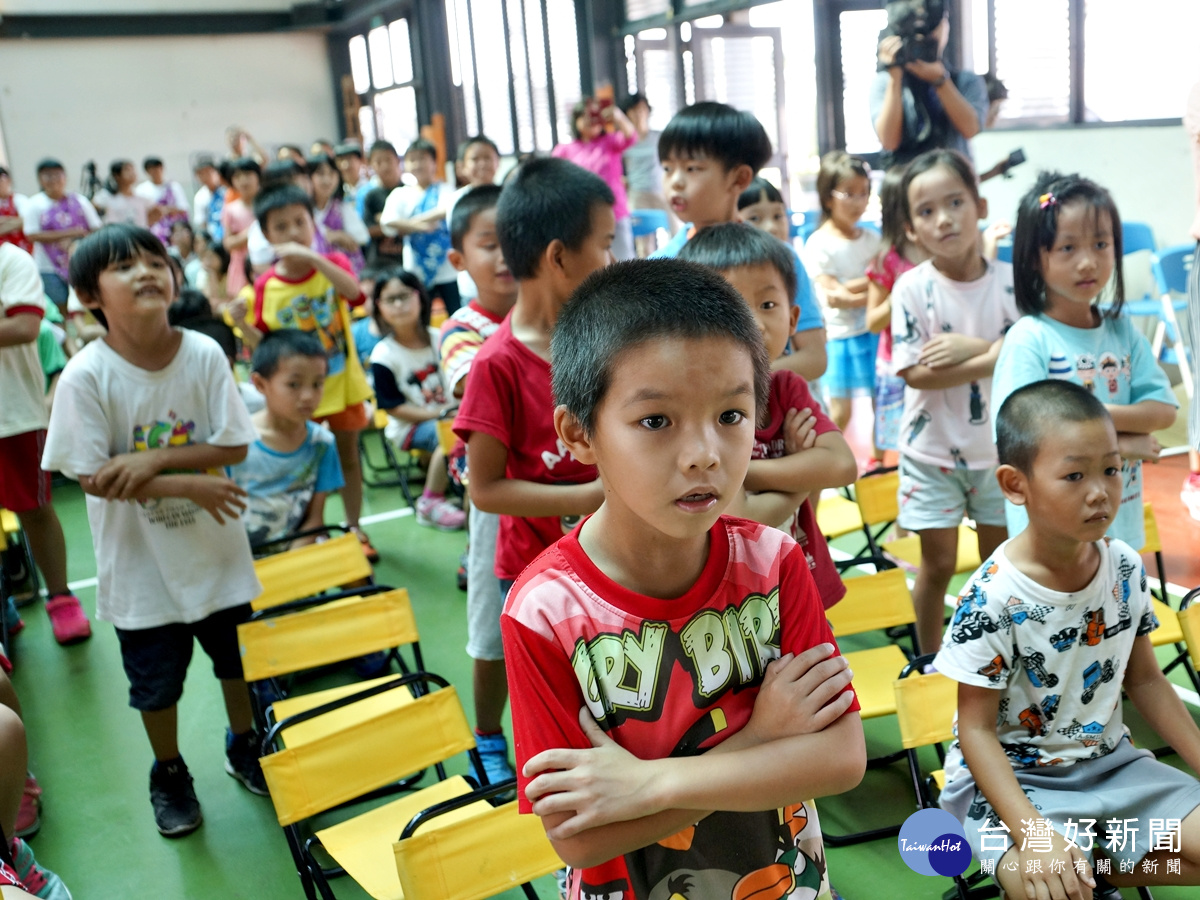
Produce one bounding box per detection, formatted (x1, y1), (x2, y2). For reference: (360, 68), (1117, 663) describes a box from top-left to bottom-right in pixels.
(149, 758), (202, 837)
(225, 729), (269, 796)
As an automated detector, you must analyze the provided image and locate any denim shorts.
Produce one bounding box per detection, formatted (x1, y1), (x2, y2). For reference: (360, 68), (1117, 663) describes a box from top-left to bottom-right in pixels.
(114, 604), (252, 711)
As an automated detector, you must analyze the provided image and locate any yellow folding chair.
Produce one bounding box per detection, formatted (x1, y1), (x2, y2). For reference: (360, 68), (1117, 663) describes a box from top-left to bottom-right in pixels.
(359, 407), (429, 505)
(817, 467), (899, 573)
(1, 508), (39, 655)
(820, 567), (917, 845)
(261, 673), (559, 900)
(1141, 504), (1200, 695)
(251, 532), (377, 613)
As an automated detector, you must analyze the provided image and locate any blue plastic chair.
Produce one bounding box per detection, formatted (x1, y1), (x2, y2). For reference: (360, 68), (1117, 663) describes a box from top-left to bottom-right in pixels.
(1149, 244), (1195, 395)
(996, 239), (1013, 263)
(1122, 222), (1161, 316)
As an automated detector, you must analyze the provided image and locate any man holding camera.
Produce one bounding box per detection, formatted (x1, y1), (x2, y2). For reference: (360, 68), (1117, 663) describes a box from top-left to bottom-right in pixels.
(870, 0), (989, 167)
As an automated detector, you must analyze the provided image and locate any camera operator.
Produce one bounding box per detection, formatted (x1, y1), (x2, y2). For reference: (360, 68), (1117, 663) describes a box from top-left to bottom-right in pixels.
(870, 0), (989, 168)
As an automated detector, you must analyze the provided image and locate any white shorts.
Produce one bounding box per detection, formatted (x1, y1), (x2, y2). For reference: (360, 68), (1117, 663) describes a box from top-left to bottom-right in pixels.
(465, 504), (505, 661)
(897, 455), (1006, 531)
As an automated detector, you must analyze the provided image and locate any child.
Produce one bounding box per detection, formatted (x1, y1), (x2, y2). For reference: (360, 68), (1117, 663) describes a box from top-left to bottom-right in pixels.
(737, 175), (790, 243)
(439, 183), (518, 774)
(135, 156), (190, 246)
(42, 224), (266, 837)
(232, 329), (343, 545)
(866, 166), (927, 460)
(453, 157), (612, 784)
(653, 102), (827, 383)
(369, 268), (464, 531)
(361, 141), (406, 268)
(248, 183), (376, 559)
(802, 151), (881, 451)
(679, 222), (857, 607)
(381, 139), (460, 314)
(0, 243), (91, 645)
(333, 141), (372, 217)
(307, 152), (368, 273)
(936, 379), (1200, 899)
(220, 157), (261, 297)
(992, 172), (1176, 550)
(449, 136), (502, 303)
(891, 149), (1018, 655)
(96, 160), (152, 228)
(502, 258), (864, 900)
(0, 167), (32, 254)
(22, 158), (101, 310)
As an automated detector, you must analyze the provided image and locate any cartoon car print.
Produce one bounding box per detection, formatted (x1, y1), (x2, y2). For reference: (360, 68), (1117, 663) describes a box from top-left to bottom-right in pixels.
(1083, 610), (1105, 646)
(1081, 659), (1116, 704)
(978, 655), (1005, 682)
(1018, 706), (1044, 737)
(1022, 651), (1059, 688)
(1002, 742), (1042, 767)
(1049, 628), (1078, 652)
(1040, 694), (1060, 723)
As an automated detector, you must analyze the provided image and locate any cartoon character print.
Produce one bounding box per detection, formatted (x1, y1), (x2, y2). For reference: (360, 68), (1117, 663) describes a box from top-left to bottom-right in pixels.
(1075, 353), (1097, 393)
(899, 307), (920, 344)
(968, 382), (986, 425)
(1048, 627), (1078, 652)
(950, 582), (1000, 643)
(1082, 610), (1105, 646)
(1098, 352), (1121, 395)
(580, 878), (628, 900)
(905, 410), (931, 443)
(1080, 659), (1116, 704)
(949, 448), (967, 470)
(273, 287), (346, 362)
(406, 362), (445, 407)
(978, 654), (1006, 684)
(1047, 352), (1074, 380)
(730, 803), (827, 900)
(1020, 650), (1059, 689)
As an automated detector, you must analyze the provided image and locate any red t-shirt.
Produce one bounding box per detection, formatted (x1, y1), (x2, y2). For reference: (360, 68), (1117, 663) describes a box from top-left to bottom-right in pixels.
(501, 516), (858, 900)
(753, 370), (847, 608)
(453, 318), (597, 580)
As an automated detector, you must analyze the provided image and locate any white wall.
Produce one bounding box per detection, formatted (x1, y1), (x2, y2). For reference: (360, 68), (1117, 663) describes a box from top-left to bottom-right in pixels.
(974, 124), (1195, 250)
(0, 32), (337, 198)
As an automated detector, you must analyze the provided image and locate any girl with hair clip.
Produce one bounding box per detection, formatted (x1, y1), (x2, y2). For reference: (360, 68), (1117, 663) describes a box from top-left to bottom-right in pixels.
(367, 268), (465, 531)
(737, 176), (790, 243)
(866, 166), (929, 462)
(991, 172), (1177, 549)
(307, 153), (368, 273)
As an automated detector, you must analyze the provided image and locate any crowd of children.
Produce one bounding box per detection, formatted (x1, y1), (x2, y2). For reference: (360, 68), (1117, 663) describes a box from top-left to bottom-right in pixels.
(0, 92), (1198, 900)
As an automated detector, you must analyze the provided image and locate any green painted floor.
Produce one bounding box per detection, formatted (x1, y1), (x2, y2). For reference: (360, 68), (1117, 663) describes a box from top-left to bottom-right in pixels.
(10, 480), (1200, 899)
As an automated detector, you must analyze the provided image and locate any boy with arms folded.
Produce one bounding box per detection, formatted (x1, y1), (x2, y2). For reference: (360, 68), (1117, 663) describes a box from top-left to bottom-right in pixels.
(502, 258), (865, 900)
(936, 379), (1200, 899)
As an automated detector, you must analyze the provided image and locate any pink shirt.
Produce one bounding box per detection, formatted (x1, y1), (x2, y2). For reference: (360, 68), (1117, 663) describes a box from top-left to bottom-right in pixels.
(221, 198), (256, 296)
(551, 131), (638, 220)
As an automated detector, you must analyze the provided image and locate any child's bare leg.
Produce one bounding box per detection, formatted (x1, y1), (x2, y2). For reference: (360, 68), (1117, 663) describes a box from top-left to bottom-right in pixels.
(0, 670), (22, 719)
(912, 526), (958, 655)
(473, 658), (509, 734)
(976, 524), (1007, 563)
(0, 707), (27, 837)
(333, 428), (364, 530)
(15, 503), (69, 596)
(220, 679), (254, 735)
(1106, 806), (1200, 886)
(830, 396), (852, 433)
(141, 706), (181, 761)
(424, 446), (450, 496)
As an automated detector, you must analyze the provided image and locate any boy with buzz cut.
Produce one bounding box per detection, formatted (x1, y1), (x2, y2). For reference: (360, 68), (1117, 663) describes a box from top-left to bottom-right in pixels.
(652, 101), (827, 383)
(502, 258), (864, 900)
(680, 222), (858, 608)
(453, 157), (614, 785)
(248, 183), (377, 560)
(440, 183), (518, 779)
(231, 329), (344, 546)
(936, 379), (1200, 900)
(42, 224), (267, 838)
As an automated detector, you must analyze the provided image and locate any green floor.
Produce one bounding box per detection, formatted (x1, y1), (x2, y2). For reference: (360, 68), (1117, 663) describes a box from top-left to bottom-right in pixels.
(10, 480), (1200, 899)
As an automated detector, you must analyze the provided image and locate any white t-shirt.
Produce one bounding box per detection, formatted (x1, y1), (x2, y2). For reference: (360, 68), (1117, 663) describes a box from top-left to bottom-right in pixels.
(369, 331), (446, 447)
(801, 226), (881, 340)
(935, 538), (1157, 777)
(134, 179), (188, 212)
(192, 185), (213, 232)
(22, 192), (102, 275)
(0, 245), (49, 438)
(891, 259), (1019, 470)
(380, 183), (457, 285)
(94, 190), (152, 228)
(41, 330), (261, 629)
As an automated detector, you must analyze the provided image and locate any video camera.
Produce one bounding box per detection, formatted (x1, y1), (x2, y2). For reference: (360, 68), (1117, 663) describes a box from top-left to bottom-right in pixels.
(878, 0), (945, 71)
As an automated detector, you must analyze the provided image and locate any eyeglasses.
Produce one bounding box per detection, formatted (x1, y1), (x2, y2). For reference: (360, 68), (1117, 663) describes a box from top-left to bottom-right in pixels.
(378, 291), (417, 306)
(831, 190), (871, 201)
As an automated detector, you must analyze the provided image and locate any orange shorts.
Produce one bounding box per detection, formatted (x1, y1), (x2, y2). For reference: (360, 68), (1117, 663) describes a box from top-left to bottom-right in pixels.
(316, 401), (369, 433)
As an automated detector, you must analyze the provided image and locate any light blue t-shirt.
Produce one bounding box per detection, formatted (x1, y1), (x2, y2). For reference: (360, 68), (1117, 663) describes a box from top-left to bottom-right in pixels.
(232, 421), (345, 545)
(991, 312), (1177, 548)
(652, 224), (823, 335)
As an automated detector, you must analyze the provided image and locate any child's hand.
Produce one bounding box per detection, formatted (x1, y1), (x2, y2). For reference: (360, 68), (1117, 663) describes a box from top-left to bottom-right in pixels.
(524, 708), (659, 839)
(918, 333), (991, 369)
(982, 221), (1013, 260)
(186, 475), (248, 525)
(744, 644), (855, 744)
(782, 408), (818, 455)
(1117, 432), (1162, 462)
(271, 241), (320, 264)
(226, 295), (250, 324)
(92, 451), (163, 500)
(1011, 836), (1095, 900)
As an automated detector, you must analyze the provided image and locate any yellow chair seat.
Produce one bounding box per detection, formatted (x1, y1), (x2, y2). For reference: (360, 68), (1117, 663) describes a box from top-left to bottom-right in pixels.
(845, 644), (909, 719)
(394, 800), (564, 900)
(0, 509), (18, 535)
(817, 492), (863, 540)
(252, 533), (372, 612)
(884, 525), (980, 573)
(317, 776), (483, 900)
(1149, 599), (1184, 646)
(374, 407), (389, 430)
(435, 418), (457, 456)
(270, 676), (416, 749)
(932, 769), (946, 791)
(1179, 604), (1200, 668)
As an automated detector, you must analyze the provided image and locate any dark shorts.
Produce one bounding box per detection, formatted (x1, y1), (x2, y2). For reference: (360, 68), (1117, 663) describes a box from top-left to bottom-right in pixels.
(0, 430), (51, 513)
(114, 604), (252, 711)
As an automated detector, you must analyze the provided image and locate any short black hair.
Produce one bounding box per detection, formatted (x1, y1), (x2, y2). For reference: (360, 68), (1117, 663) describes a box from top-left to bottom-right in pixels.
(143, 156), (164, 170)
(36, 158), (64, 175)
(254, 183), (314, 231)
(192, 154), (217, 172)
(551, 259), (770, 435)
(229, 156), (262, 178)
(657, 102), (772, 173)
(179, 317), (237, 362)
(262, 158), (304, 190)
(996, 379), (1111, 474)
(168, 288), (212, 325)
(621, 93), (650, 114)
(496, 157), (614, 280)
(251, 328), (328, 378)
(405, 139), (437, 161)
(1013, 170), (1125, 318)
(110, 159), (133, 180)
(457, 135), (500, 161)
(450, 184), (503, 251)
(69, 224), (173, 329)
(679, 222), (798, 305)
(737, 176), (783, 210)
(367, 140), (398, 159)
(334, 141), (364, 159)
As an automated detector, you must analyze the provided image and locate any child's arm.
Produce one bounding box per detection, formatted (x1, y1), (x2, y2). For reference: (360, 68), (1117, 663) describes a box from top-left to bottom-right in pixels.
(956, 683), (1096, 899)
(900, 337), (1003, 390)
(917, 333), (995, 370)
(79, 471), (248, 524)
(223, 228), (249, 251)
(814, 274), (868, 310)
(744, 417), (857, 494)
(865, 280), (892, 334)
(772, 329), (827, 382)
(1122, 635), (1200, 773)
(467, 431), (603, 518)
(1105, 400), (1176, 435)
(89, 443), (249, 501)
(270, 243), (362, 302)
(728, 488), (810, 527)
(290, 491), (330, 546)
(381, 401), (441, 425)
